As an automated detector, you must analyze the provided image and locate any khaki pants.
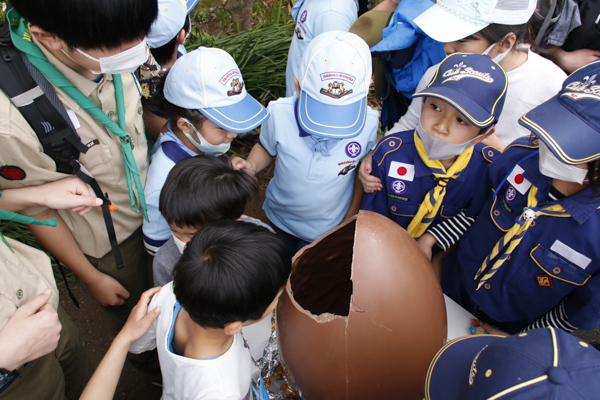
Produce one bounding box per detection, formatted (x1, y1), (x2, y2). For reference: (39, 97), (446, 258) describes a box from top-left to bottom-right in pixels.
(0, 306), (93, 400)
(86, 227), (160, 380)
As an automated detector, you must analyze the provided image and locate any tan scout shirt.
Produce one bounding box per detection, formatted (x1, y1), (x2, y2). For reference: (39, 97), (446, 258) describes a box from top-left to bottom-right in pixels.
(0, 38), (149, 258)
(0, 237), (58, 330)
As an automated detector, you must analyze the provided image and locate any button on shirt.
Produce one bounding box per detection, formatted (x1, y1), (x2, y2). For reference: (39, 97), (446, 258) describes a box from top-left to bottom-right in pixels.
(260, 96), (378, 242)
(0, 37), (149, 258)
(447, 138), (600, 330)
(361, 130), (499, 231)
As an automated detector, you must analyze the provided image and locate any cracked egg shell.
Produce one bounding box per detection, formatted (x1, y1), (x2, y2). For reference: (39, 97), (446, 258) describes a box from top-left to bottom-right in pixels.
(276, 210), (447, 400)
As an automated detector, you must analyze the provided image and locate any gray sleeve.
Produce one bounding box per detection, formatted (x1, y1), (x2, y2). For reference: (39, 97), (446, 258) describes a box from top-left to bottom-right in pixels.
(152, 238), (181, 287)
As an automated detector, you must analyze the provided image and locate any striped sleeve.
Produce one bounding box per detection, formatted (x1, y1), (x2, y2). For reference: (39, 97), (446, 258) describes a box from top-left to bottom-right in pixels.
(522, 299), (577, 333)
(427, 211), (476, 251)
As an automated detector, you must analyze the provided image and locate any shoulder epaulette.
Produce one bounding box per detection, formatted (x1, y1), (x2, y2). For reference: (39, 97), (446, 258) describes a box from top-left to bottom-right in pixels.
(480, 144), (501, 163)
(373, 134), (403, 167)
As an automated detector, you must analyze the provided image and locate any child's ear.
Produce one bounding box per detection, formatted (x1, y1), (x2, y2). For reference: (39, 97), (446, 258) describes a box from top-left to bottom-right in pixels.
(498, 33), (517, 52)
(176, 118), (191, 133)
(176, 29), (187, 45)
(294, 77), (301, 97)
(29, 25), (64, 51)
(473, 127), (495, 144)
(223, 321), (243, 335)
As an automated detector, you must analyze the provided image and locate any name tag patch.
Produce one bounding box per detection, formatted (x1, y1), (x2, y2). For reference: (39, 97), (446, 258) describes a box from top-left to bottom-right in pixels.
(388, 161), (415, 182)
(550, 240), (591, 270)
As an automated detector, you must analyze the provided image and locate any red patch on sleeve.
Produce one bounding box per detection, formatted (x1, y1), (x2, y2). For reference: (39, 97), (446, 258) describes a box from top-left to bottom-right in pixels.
(0, 165), (26, 181)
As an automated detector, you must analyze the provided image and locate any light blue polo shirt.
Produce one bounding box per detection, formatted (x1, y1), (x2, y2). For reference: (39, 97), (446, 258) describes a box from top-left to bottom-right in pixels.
(285, 0), (358, 97)
(260, 96), (378, 242)
(142, 128), (197, 254)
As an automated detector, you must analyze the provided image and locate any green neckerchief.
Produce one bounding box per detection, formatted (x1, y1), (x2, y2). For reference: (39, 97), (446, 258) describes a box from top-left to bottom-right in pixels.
(0, 191), (57, 252)
(8, 9), (148, 221)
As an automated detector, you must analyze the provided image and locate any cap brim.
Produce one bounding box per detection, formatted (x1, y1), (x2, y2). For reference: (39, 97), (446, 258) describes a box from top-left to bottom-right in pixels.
(186, 0), (200, 13)
(519, 95), (600, 165)
(425, 335), (504, 400)
(414, 86), (496, 128)
(414, 5), (489, 43)
(200, 95), (269, 134)
(297, 90), (367, 139)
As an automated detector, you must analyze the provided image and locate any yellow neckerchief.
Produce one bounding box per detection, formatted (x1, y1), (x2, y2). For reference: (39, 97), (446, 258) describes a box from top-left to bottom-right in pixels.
(474, 185), (570, 290)
(407, 131), (474, 238)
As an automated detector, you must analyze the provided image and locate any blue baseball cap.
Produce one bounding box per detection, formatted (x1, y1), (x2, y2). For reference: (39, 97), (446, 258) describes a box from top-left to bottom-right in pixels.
(164, 47), (269, 133)
(519, 60), (600, 165)
(296, 31), (372, 139)
(413, 53), (507, 129)
(425, 327), (600, 400)
(147, 0), (199, 49)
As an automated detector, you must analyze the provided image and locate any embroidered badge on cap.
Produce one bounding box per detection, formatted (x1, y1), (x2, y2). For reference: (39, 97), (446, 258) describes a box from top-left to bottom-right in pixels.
(388, 161), (415, 182)
(0, 165), (26, 180)
(390, 179), (407, 195)
(227, 78), (243, 97)
(345, 142), (361, 158)
(507, 165), (532, 195)
(562, 74), (599, 102)
(536, 275), (553, 288)
(442, 61), (494, 84)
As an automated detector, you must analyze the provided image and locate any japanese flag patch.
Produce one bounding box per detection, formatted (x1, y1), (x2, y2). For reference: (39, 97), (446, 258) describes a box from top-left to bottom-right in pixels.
(388, 161), (415, 182)
(507, 165), (532, 195)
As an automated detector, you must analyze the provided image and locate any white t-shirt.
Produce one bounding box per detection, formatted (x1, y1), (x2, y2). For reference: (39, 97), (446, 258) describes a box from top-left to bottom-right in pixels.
(129, 283), (253, 400)
(285, 0), (358, 97)
(387, 50), (567, 145)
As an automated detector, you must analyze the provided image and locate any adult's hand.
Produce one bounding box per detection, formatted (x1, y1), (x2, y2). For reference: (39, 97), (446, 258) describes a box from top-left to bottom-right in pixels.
(0, 289), (61, 371)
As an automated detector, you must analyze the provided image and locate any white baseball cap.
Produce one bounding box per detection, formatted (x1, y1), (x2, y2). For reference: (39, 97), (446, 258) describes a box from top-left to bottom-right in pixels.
(164, 47), (269, 133)
(147, 0), (199, 49)
(414, 0), (537, 43)
(296, 31), (372, 139)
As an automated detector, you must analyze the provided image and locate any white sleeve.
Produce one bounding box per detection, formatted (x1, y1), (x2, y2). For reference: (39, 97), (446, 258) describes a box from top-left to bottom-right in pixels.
(128, 294), (160, 354)
(385, 64), (438, 136)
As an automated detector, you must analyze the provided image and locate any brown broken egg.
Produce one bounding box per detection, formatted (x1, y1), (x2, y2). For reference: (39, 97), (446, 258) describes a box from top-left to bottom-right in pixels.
(276, 210), (447, 400)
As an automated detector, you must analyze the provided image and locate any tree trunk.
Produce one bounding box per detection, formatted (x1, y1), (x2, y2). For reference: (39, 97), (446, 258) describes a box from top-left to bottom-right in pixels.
(225, 0), (254, 31)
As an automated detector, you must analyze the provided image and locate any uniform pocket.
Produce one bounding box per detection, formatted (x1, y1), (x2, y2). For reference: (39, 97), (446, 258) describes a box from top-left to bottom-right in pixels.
(530, 244), (591, 286)
(77, 143), (116, 186)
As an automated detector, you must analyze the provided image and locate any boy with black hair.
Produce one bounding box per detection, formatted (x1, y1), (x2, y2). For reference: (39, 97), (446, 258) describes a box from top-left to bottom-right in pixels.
(0, 0), (159, 377)
(153, 154), (263, 286)
(130, 220), (292, 400)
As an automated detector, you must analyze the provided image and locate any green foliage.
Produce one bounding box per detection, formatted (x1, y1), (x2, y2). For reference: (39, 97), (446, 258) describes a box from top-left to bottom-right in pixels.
(187, 23), (293, 103)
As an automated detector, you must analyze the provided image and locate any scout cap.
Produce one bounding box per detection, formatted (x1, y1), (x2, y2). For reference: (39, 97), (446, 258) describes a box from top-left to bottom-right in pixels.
(414, 0), (536, 43)
(147, 0), (199, 49)
(164, 47), (269, 133)
(413, 53), (507, 129)
(296, 31), (371, 139)
(425, 327), (600, 400)
(519, 59), (600, 165)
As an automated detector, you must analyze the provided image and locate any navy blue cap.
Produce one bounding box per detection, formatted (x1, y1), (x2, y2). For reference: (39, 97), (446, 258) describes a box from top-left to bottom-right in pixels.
(519, 60), (600, 165)
(414, 53), (507, 129)
(425, 327), (600, 400)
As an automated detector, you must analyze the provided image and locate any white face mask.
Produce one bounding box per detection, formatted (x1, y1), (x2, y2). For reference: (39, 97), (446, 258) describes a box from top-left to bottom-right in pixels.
(481, 34), (513, 64)
(416, 121), (478, 160)
(180, 118), (231, 156)
(539, 142), (587, 184)
(75, 39), (149, 75)
(173, 235), (187, 254)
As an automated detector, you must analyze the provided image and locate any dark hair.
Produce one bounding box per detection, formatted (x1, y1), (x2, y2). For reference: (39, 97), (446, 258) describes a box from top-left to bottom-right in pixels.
(173, 220), (291, 329)
(587, 160), (600, 195)
(150, 15), (191, 66)
(472, 22), (534, 47)
(141, 72), (208, 127)
(159, 155), (258, 229)
(12, 0), (158, 50)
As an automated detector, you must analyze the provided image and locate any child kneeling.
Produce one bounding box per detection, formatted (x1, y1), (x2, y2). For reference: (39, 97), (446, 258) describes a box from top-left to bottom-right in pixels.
(130, 220), (291, 399)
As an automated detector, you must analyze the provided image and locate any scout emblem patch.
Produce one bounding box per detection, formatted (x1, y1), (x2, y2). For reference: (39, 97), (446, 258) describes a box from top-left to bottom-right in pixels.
(345, 142), (361, 158)
(507, 165), (532, 195)
(388, 161), (415, 181)
(300, 10), (307, 22)
(504, 186), (517, 204)
(0, 165), (26, 180)
(390, 179), (407, 195)
(535, 275), (553, 288)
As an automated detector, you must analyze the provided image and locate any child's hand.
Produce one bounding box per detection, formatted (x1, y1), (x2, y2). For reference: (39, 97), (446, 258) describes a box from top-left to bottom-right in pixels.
(358, 152), (382, 193)
(471, 319), (510, 337)
(117, 287), (161, 345)
(231, 156), (256, 175)
(417, 233), (437, 261)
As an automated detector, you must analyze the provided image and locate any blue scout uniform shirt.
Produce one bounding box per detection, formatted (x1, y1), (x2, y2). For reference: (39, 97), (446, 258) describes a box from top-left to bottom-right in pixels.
(445, 137), (600, 331)
(260, 96), (378, 242)
(361, 130), (500, 232)
(142, 127), (196, 252)
(285, 0), (358, 97)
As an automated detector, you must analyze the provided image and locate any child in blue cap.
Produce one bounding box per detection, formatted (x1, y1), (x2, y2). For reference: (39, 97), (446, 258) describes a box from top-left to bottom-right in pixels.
(361, 53), (506, 247)
(233, 31), (379, 253)
(431, 60), (600, 334)
(142, 47), (268, 254)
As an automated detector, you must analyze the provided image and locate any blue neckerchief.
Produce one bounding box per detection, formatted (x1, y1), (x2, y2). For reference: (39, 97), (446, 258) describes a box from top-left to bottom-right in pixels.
(294, 99), (340, 156)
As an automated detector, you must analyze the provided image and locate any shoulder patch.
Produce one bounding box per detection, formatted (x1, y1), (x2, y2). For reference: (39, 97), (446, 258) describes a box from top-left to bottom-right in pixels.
(373, 136), (402, 167)
(481, 145), (501, 163)
(505, 137), (540, 152)
(0, 165), (26, 181)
